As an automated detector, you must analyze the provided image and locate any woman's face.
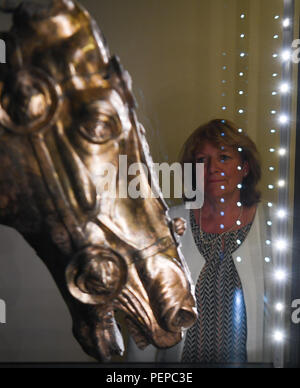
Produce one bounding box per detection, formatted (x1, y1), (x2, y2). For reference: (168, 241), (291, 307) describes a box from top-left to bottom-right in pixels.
(195, 141), (249, 201)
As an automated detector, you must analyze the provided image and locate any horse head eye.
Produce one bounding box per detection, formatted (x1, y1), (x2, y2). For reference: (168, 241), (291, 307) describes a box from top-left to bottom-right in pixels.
(78, 100), (122, 144)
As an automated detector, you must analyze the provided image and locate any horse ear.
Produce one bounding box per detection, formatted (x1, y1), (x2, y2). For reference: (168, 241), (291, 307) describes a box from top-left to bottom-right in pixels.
(66, 246), (128, 305)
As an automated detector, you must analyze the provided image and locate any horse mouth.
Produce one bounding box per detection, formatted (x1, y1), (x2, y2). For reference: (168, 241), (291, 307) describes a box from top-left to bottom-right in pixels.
(125, 316), (183, 350)
(115, 286), (153, 349)
(125, 317), (151, 350)
(115, 284), (186, 351)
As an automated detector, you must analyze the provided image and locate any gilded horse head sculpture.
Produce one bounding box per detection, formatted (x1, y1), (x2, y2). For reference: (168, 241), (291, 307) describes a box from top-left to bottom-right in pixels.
(0, 0), (196, 361)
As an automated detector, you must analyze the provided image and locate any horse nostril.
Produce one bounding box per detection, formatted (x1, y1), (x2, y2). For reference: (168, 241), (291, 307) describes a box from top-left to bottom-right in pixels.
(136, 253), (197, 333)
(164, 305), (197, 332)
(162, 292), (197, 332)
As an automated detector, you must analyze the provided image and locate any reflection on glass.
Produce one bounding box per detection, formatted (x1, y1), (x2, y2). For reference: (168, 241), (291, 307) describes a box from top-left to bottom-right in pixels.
(126, 0), (297, 367)
(164, 119), (271, 364)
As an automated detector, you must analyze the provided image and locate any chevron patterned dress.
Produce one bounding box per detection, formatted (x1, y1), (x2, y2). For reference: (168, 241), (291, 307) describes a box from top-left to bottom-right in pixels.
(181, 211), (252, 364)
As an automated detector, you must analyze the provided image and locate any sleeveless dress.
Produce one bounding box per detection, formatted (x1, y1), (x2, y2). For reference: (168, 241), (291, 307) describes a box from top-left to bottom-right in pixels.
(181, 211), (252, 363)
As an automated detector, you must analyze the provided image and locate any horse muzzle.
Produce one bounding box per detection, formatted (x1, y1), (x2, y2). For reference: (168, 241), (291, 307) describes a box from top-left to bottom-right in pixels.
(65, 240), (197, 352)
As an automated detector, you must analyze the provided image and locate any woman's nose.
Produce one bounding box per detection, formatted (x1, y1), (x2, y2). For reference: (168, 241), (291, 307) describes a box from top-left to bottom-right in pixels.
(208, 158), (223, 173)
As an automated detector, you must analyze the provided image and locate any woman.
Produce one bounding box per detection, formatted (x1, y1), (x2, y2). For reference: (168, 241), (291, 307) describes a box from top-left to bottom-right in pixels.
(127, 119), (273, 363)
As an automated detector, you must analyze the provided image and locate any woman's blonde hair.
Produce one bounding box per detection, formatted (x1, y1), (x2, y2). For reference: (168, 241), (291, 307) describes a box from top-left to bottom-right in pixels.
(180, 119), (261, 207)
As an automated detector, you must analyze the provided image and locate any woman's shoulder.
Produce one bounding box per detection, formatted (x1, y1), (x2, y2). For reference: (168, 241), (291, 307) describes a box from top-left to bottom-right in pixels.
(255, 200), (271, 221)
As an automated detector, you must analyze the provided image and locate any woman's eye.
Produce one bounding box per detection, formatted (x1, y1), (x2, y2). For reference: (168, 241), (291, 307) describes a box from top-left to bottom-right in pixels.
(196, 157), (205, 163)
(220, 154), (231, 162)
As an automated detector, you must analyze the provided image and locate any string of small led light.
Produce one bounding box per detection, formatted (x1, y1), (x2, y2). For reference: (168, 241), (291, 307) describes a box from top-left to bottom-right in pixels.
(271, 0), (295, 368)
(235, 8), (294, 366)
(218, 4), (295, 367)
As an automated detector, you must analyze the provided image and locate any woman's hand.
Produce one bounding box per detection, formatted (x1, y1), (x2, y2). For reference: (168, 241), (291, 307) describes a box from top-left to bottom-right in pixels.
(172, 217), (187, 236)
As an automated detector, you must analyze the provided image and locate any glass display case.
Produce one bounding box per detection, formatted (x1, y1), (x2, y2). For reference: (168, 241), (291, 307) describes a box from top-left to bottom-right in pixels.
(0, 0), (299, 368)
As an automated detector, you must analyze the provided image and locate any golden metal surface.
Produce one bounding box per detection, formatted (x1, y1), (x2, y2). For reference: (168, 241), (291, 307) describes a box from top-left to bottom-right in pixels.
(0, 0), (196, 361)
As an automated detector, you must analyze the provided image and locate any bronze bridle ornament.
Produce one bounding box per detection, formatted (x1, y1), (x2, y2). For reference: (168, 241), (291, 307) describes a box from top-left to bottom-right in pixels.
(0, 0), (196, 361)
